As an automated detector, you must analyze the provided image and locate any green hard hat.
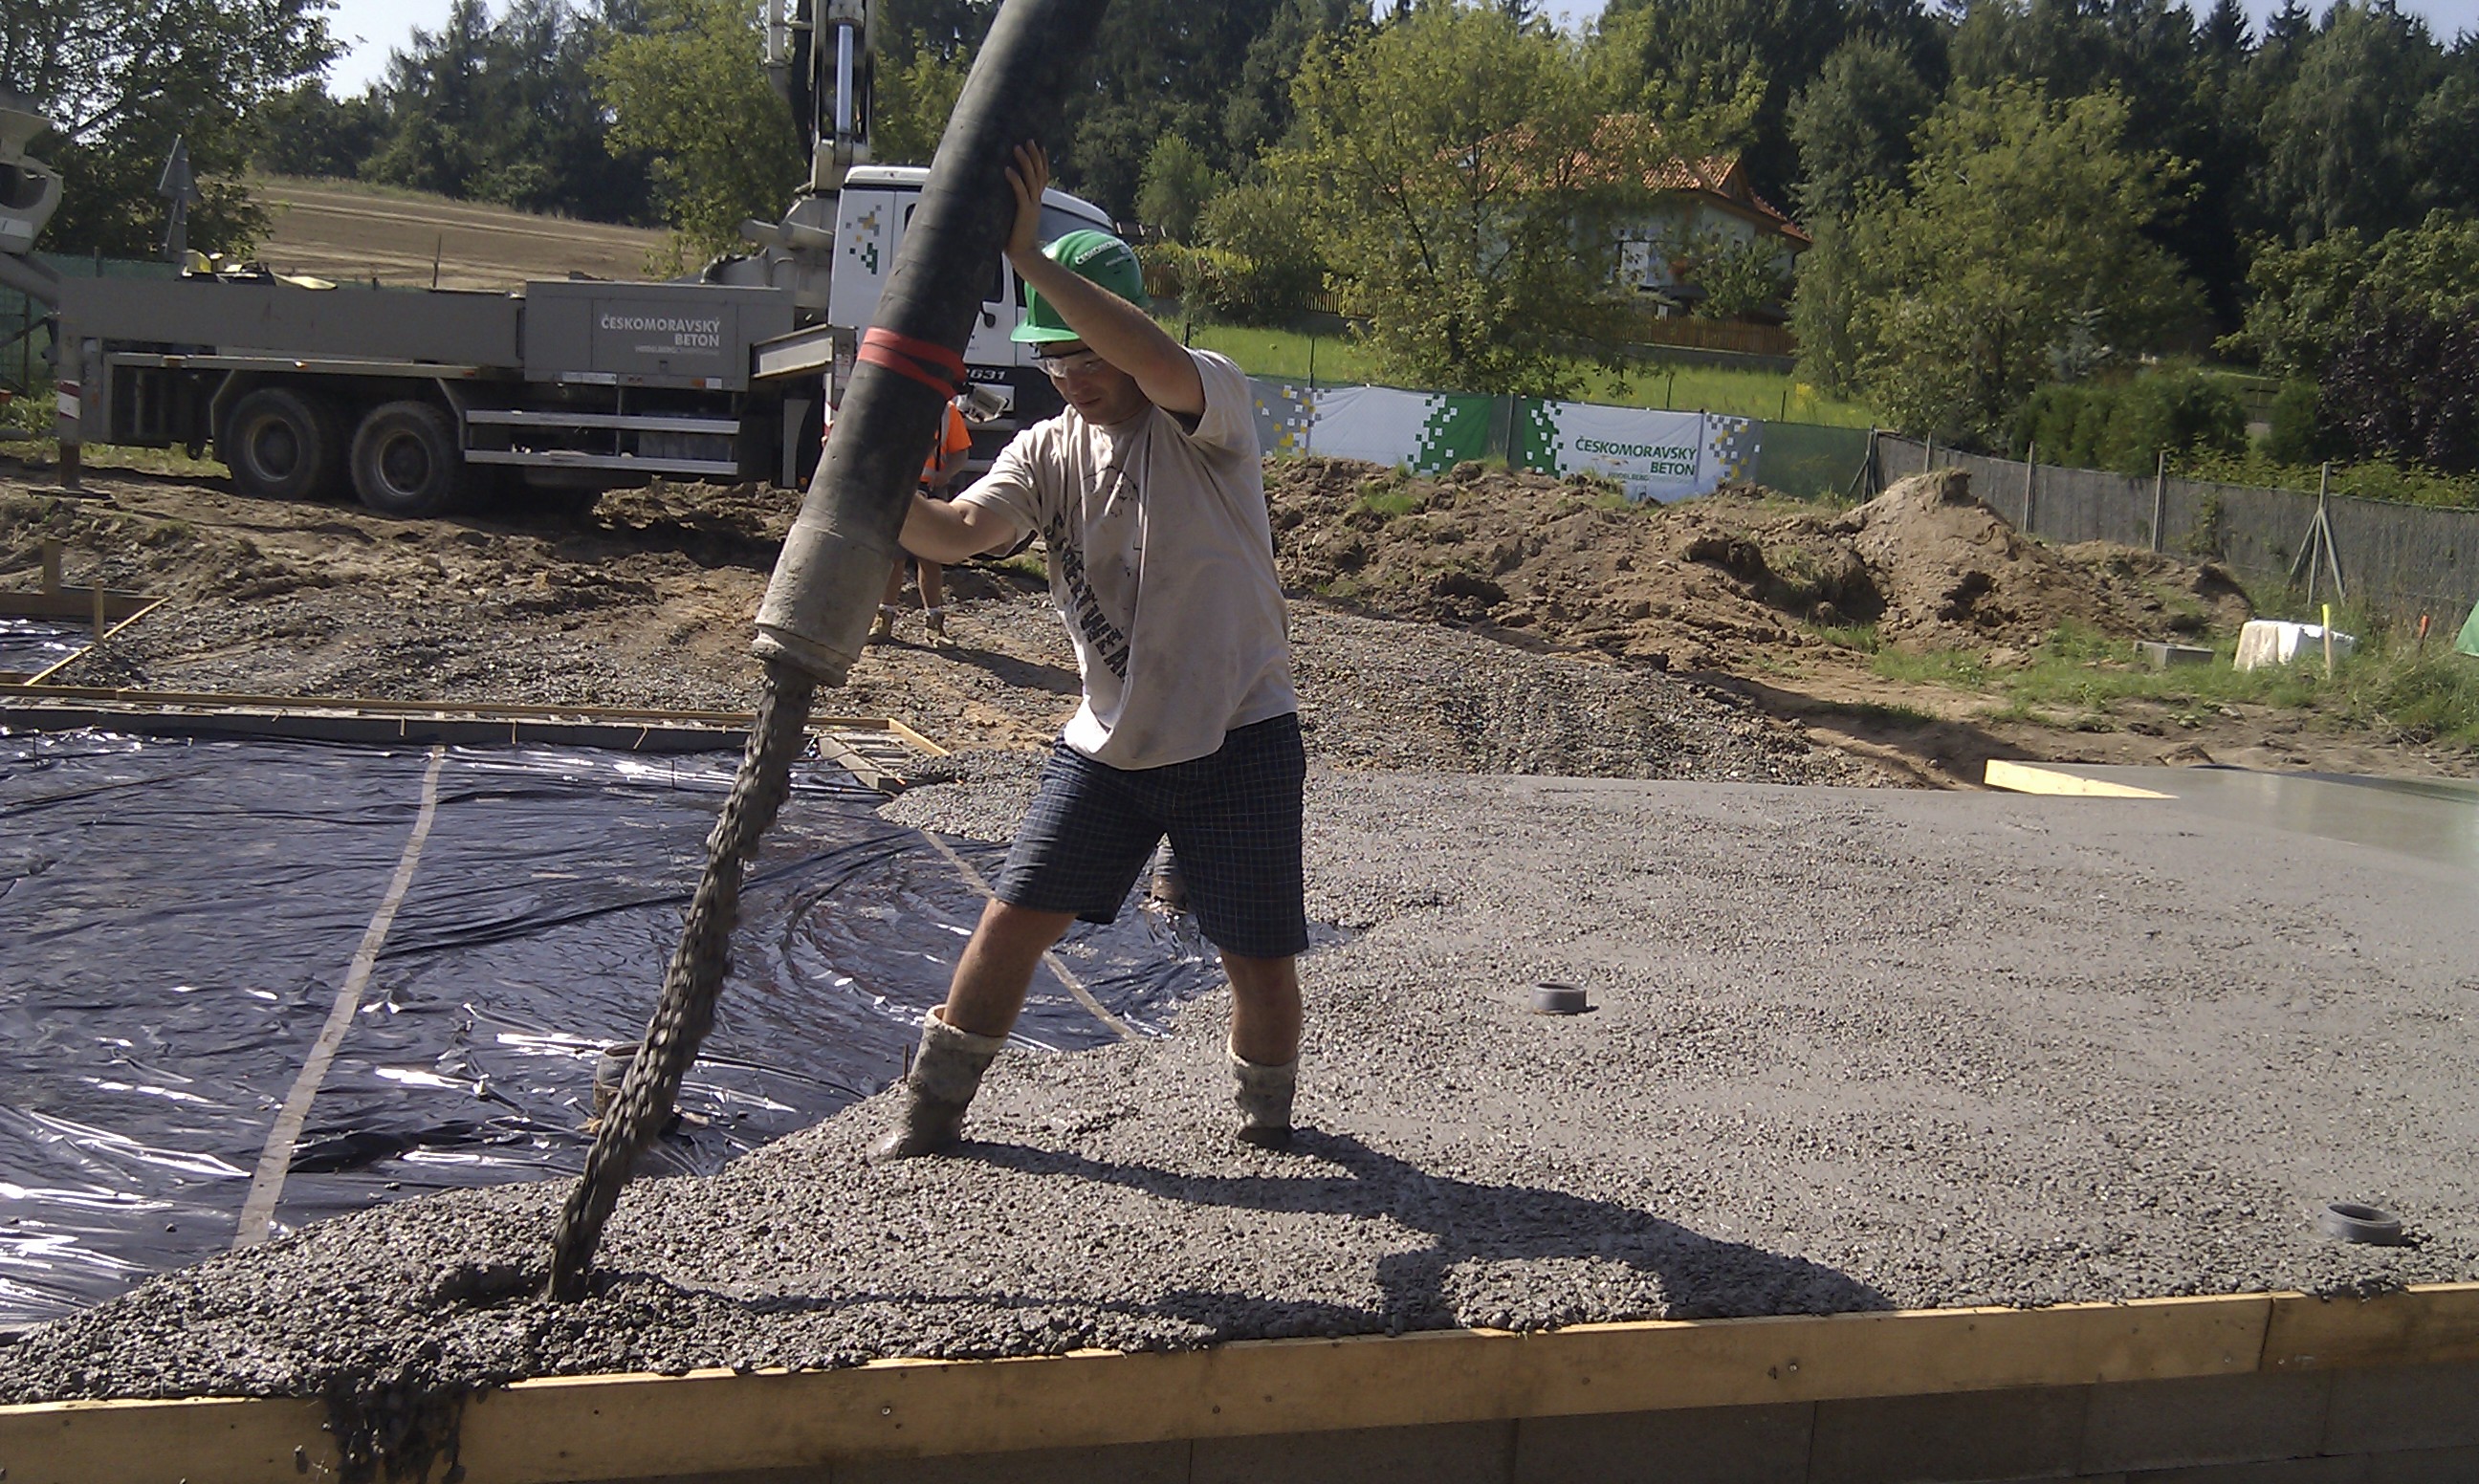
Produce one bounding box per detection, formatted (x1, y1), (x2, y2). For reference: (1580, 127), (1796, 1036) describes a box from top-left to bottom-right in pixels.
(1013, 229), (1149, 343)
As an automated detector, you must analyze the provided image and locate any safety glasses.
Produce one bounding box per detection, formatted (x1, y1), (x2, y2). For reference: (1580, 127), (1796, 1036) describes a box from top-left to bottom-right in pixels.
(1033, 349), (1109, 380)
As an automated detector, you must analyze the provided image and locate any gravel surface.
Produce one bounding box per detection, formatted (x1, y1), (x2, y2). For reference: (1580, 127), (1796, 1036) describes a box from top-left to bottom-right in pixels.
(6, 774), (2472, 1404)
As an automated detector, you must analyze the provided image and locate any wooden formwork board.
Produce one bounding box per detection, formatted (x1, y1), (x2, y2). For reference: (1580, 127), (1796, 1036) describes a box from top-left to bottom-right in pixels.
(0, 685), (947, 787)
(4, 1283), (2474, 1484)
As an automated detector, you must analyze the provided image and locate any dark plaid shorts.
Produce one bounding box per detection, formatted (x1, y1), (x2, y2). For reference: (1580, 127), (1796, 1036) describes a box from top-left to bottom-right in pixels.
(995, 713), (1308, 959)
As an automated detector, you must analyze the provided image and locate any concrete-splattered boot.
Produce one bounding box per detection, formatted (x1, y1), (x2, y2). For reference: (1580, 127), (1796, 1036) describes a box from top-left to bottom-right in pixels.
(1230, 1042), (1298, 1149)
(867, 1010), (1006, 1163)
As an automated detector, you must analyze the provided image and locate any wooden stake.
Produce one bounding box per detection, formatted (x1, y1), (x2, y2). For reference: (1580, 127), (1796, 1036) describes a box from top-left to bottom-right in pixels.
(39, 538), (61, 594)
(2152, 449), (2166, 554)
(2024, 441), (2037, 532)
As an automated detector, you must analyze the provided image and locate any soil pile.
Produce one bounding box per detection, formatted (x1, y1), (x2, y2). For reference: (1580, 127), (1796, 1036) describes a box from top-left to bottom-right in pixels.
(1269, 461), (2250, 671)
(1838, 468), (2251, 651)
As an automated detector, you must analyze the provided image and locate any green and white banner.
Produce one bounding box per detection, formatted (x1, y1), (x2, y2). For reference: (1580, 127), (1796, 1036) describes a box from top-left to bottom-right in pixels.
(1518, 402), (1762, 502)
(1246, 381), (1493, 474)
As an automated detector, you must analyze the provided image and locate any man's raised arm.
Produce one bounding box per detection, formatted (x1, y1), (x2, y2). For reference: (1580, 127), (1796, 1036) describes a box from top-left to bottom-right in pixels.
(1002, 142), (1203, 418)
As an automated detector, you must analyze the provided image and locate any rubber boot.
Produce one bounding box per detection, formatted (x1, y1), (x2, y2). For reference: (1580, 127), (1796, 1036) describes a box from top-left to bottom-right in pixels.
(867, 1010), (1006, 1163)
(1230, 1042), (1298, 1149)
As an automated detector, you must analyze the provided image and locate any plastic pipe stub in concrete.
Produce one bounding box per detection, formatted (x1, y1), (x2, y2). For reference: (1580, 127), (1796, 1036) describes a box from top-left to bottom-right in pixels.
(1529, 982), (1591, 1015)
(2317, 1202), (2406, 1245)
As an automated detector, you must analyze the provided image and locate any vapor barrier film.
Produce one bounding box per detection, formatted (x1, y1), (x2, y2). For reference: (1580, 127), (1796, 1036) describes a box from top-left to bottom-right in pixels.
(0, 731), (1229, 1329)
(0, 619), (84, 679)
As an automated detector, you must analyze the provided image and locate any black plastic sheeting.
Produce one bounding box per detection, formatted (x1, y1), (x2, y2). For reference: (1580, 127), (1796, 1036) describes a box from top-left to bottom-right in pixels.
(0, 731), (1231, 1330)
(0, 619), (84, 678)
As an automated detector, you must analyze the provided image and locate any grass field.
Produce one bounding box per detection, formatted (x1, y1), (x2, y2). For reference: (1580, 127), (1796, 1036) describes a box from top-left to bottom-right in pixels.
(1174, 322), (1873, 426)
(1824, 614), (2479, 749)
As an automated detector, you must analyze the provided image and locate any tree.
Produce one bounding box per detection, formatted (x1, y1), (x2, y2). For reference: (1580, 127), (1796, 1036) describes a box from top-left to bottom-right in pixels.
(2225, 211), (2479, 377)
(1948, 0), (2253, 331)
(2254, 0), (2444, 243)
(1793, 81), (2203, 444)
(2319, 303), (2479, 473)
(593, 0), (805, 260)
(872, 43), (971, 164)
(1788, 36), (1936, 223)
(1049, 0), (1296, 218)
(362, 0), (655, 223)
(1266, 2), (1717, 396)
(1595, 0), (1845, 203)
(1194, 174), (1327, 325)
(1137, 137), (1230, 241)
(249, 84), (385, 181)
(869, 0), (993, 164)
(2, 0), (339, 255)
(1219, 0), (1366, 170)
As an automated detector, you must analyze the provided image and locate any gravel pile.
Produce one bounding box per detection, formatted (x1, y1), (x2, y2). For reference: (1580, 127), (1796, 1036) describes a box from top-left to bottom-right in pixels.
(5, 774), (2471, 1404)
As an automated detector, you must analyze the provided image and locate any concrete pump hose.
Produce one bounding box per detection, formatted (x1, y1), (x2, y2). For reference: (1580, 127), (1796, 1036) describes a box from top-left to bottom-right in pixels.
(545, 0), (1112, 1303)
(753, 0), (1112, 684)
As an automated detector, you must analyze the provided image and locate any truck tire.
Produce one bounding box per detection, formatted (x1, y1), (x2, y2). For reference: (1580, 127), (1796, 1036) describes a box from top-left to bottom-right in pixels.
(349, 401), (467, 518)
(222, 388), (345, 501)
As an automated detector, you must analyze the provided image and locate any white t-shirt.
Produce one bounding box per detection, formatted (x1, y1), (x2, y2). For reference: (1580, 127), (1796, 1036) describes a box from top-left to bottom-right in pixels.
(952, 349), (1296, 770)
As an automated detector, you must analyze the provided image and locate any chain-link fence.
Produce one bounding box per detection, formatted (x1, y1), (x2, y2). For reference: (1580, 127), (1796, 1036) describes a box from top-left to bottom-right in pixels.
(1876, 434), (2479, 625)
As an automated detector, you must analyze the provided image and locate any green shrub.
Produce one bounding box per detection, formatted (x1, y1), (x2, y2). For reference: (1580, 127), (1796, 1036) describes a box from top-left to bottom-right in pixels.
(2263, 379), (2328, 465)
(2009, 368), (2247, 474)
(1194, 179), (1326, 326)
(1138, 241), (1320, 327)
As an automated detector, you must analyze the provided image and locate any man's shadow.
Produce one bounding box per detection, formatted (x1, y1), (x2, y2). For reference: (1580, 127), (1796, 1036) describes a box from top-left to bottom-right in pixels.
(948, 1127), (1890, 1341)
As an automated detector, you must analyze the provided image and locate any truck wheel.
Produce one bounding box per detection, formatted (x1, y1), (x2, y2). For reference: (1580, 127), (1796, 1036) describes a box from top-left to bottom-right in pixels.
(349, 401), (467, 518)
(222, 388), (345, 501)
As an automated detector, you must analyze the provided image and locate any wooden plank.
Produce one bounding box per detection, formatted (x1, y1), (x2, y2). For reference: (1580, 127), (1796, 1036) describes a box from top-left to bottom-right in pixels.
(2262, 1283), (2479, 1372)
(0, 1395), (337, 1484)
(0, 682), (936, 744)
(1985, 758), (2173, 799)
(413, 1297), (2272, 1482)
(0, 589), (152, 623)
(0, 1292), (2311, 1484)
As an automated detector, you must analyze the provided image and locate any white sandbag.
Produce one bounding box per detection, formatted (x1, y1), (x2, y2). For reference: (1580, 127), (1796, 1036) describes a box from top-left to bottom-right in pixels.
(2234, 619), (2358, 671)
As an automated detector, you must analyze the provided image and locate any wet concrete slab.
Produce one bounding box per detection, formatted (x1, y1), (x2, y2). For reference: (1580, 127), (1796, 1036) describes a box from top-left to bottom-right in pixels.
(1985, 761), (2479, 872)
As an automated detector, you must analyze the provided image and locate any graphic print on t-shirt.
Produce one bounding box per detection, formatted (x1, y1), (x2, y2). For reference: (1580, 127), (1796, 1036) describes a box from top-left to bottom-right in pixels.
(1048, 514), (1131, 680)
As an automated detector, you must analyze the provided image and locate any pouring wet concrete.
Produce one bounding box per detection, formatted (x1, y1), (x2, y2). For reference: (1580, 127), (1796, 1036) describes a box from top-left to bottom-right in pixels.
(3, 772), (2474, 1404)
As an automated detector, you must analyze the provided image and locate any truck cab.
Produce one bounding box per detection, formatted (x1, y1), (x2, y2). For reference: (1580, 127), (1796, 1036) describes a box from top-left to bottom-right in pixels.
(826, 165), (1114, 408)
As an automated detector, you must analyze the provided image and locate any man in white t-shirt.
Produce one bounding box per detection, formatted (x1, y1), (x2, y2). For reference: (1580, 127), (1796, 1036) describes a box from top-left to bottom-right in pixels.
(867, 142), (1305, 1162)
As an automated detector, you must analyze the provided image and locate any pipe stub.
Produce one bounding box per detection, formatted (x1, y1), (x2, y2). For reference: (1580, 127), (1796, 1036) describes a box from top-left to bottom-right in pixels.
(1529, 982), (1590, 1015)
(2317, 1202), (2405, 1246)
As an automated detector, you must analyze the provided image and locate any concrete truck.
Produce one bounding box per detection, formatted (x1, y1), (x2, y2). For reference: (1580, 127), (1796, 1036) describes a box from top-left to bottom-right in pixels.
(0, 0), (1112, 517)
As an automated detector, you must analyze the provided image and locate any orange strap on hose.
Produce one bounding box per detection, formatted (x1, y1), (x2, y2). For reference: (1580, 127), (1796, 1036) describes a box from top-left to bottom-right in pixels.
(857, 327), (970, 397)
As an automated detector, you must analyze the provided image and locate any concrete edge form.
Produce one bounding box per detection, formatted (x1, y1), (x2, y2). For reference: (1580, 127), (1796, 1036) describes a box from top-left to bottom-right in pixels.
(5, 1283), (2474, 1484)
(0, 685), (949, 777)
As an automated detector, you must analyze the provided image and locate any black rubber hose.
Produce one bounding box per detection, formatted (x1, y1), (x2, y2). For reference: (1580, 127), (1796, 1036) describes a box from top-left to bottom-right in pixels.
(546, 0), (1112, 1301)
(753, 0), (1112, 683)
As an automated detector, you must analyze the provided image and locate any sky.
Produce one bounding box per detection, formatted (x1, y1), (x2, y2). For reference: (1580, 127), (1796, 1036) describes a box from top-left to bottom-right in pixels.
(320, 0), (2479, 96)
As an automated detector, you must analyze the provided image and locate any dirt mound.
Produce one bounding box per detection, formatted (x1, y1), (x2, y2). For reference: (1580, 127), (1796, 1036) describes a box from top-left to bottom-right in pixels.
(1834, 468), (2251, 651)
(1268, 460), (2250, 670)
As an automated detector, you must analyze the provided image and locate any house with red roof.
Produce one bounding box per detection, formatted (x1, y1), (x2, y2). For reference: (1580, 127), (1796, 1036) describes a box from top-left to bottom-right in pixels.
(1616, 154), (1810, 319)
